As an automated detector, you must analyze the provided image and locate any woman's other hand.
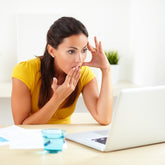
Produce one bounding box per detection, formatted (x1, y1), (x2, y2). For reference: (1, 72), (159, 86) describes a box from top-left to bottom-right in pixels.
(83, 36), (110, 71)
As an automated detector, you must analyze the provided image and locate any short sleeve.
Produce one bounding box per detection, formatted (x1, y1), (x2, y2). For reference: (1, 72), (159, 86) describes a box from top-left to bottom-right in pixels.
(11, 58), (41, 91)
(79, 66), (95, 91)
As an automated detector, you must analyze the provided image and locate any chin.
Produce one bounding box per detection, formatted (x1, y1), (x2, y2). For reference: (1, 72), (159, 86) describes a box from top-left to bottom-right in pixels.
(64, 70), (69, 75)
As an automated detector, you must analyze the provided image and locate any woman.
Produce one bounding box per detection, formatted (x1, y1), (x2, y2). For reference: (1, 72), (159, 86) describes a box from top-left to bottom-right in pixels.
(11, 17), (113, 125)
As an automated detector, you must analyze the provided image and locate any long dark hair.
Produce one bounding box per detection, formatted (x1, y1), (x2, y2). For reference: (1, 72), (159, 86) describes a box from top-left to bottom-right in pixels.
(38, 17), (88, 109)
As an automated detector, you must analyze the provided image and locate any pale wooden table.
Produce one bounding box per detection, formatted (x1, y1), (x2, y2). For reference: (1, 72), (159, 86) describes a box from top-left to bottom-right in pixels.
(0, 113), (165, 165)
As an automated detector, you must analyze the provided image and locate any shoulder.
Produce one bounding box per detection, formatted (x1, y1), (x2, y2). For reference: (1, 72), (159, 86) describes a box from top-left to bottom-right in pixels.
(12, 58), (41, 90)
(15, 58), (40, 70)
(12, 58), (41, 75)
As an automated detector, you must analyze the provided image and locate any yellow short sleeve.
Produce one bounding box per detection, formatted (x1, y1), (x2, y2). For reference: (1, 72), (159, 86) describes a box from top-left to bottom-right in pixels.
(11, 58), (41, 91)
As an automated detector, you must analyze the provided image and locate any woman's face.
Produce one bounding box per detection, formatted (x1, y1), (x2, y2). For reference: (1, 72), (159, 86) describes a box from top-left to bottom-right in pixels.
(53, 34), (88, 74)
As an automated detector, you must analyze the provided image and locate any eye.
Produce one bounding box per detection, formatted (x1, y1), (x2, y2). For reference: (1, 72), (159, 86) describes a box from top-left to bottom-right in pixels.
(82, 48), (88, 53)
(68, 50), (75, 54)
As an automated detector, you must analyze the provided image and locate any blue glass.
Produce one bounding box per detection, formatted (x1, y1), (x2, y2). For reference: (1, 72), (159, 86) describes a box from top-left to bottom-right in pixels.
(0, 137), (9, 142)
(41, 129), (65, 153)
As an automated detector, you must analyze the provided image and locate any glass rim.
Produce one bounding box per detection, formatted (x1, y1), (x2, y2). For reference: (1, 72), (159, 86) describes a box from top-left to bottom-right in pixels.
(41, 128), (65, 135)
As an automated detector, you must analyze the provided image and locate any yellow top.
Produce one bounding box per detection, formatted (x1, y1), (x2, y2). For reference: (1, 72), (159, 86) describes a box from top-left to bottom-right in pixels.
(12, 58), (95, 124)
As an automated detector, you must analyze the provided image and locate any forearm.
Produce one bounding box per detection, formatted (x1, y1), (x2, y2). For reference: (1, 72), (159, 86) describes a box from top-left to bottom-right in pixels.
(96, 66), (113, 125)
(22, 95), (61, 125)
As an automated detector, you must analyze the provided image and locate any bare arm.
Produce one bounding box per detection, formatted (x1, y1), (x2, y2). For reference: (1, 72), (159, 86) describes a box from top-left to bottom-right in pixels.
(11, 67), (80, 125)
(11, 78), (63, 125)
(82, 68), (113, 125)
(82, 37), (113, 125)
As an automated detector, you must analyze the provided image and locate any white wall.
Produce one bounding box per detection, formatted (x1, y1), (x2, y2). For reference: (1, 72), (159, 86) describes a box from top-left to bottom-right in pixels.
(0, 0), (165, 125)
(130, 0), (165, 86)
(0, 0), (132, 83)
(0, 0), (132, 125)
(1, 0), (165, 85)
(0, 98), (13, 125)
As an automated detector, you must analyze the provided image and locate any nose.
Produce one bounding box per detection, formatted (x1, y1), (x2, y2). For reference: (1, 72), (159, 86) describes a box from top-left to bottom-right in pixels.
(75, 53), (83, 63)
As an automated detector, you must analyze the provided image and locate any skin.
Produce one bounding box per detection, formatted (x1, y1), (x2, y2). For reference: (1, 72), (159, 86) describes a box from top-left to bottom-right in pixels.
(11, 34), (113, 125)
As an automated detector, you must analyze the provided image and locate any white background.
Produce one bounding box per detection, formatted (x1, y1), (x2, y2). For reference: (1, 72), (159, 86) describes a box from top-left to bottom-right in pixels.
(0, 0), (165, 86)
(0, 0), (165, 125)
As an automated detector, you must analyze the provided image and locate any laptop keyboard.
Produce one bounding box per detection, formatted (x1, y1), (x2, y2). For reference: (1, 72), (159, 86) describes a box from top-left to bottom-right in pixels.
(92, 137), (107, 144)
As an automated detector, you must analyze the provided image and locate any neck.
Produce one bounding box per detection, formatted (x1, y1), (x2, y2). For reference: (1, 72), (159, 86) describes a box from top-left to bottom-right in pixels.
(57, 75), (66, 85)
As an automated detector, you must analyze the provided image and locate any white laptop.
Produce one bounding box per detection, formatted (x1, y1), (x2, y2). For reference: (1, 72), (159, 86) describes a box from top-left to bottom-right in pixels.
(66, 86), (165, 152)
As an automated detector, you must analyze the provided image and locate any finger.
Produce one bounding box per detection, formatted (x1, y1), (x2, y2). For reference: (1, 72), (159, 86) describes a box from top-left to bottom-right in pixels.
(94, 36), (99, 50)
(99, 41), (104, 54)
(65, 68), (75, 84)
(69, 67), (78, 84)
(74, 67), (81, 84)
(70, 67), (80, 85)
(73, 74), (80, 86)
(87, 42), (95, 53)
(51, 77), (58, 90)
(72, 72), (80, 87)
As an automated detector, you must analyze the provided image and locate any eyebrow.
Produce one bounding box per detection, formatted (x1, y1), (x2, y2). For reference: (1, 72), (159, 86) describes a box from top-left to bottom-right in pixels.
(68, 44), (88, 50)
(68, 47), (78, 50)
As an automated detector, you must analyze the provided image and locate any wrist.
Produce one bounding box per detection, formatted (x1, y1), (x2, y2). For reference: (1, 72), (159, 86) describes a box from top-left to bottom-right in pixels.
(100, 65), (111, 73)
(50, 94), (61, 108)
(51, 93), (66, 107)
